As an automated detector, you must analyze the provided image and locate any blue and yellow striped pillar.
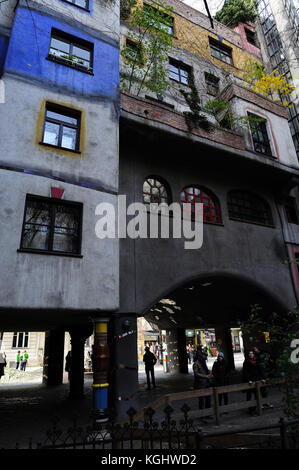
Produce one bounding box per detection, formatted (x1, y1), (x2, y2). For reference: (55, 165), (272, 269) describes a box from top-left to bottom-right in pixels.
(92, 318), (110, 422)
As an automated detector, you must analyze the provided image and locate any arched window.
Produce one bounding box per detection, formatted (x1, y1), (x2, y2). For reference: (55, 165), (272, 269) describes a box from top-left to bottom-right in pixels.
(180, 186), (221, 224)
(227, 190), (273, 226)
(143, 176), (170, 205)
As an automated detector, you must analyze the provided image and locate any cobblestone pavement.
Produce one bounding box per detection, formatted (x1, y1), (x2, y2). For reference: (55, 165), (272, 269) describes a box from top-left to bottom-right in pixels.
(0, 364), (287, 449)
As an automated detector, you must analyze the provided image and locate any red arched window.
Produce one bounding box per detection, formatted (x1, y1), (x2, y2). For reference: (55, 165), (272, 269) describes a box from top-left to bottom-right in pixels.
(180, 186), (221, 224)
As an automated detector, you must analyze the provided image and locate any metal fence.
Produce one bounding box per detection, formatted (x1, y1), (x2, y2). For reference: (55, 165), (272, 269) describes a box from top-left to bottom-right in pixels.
(14, 406), (299, 450)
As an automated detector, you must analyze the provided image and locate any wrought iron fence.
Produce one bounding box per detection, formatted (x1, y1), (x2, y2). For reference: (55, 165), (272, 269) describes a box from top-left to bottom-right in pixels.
(13, 406), (299, 450)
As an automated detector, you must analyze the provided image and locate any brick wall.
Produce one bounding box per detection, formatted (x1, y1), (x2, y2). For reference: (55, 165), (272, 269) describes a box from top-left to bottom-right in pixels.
(121, 91), (246, 151)
(220, 83), (289, 119)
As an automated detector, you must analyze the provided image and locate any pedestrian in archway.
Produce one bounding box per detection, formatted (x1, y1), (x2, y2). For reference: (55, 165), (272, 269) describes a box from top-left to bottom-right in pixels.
(0, 352), (7, 380)
(193, 350), (212, 414)
(65, 351), (72, 383)
(253, 346), (273, 409)
(242, 350), (266, 415)
(212, 352), (230, 407)
(143, 346), (157, 390)
(20, 350), (29, 371)
(16, 351), (21, 369)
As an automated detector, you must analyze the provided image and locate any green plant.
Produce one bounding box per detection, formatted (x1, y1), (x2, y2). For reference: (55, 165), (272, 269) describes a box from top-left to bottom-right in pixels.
(120, 0), (173, 97)
(120, 0), (137, 21)
(239, 303), (299, 418)
(202, 98), (264, 130)
(215, 0), (257, 28)
(179, 70), (212, 132)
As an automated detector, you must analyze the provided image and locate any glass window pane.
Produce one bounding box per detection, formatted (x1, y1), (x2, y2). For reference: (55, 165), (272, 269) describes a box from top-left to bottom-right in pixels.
(25, 200), (51, 225)
(50, 37), (70, 53)
(43, 121), (60, 146)
(22, 224), (50, 250)
(61, 126), (77, 150)
(46, 110), (78, 126)
(53, 229), (79, 253)
(73, 46), (90, 62)
(75, 0), (87, 7)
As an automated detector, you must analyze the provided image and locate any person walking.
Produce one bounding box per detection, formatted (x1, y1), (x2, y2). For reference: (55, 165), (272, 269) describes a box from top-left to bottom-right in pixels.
(20, 350), (29, 371)
(242, 350), (266, 415)
(253, 346), (273, 409)
(193, 350), (212, 416)
(212, 352), (230, 407)
(0, 352), (7, 380)
(65, 351), (72, 382)
(16, 351), (21, 370)
(143, 346), (157, 390)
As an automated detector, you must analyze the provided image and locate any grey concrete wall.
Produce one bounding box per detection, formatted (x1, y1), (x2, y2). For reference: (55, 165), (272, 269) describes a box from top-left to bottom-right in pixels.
(119, 140), (297, 316)
(0, 77), (119, 193)
(0, 169), (119, 312)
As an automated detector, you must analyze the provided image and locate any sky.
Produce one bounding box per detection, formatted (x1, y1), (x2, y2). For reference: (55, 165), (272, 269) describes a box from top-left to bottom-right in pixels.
(182, 0), (225, 16)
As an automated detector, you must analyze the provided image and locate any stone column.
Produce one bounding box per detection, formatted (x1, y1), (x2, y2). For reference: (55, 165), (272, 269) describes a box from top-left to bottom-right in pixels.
(110, 313), (139, 422)
(215, 326), (235, 370)
(177, 327), (189, 374)
(43, 329), (65, 386)
(69, 325), (93, 399)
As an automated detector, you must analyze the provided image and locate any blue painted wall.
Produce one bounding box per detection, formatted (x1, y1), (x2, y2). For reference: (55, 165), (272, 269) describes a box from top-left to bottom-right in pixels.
(4, 6), (119, 99)
(0, 35), (9, 76)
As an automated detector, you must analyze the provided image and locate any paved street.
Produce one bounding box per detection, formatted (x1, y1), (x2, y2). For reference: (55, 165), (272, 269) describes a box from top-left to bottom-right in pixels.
(0, 356), (287, 449)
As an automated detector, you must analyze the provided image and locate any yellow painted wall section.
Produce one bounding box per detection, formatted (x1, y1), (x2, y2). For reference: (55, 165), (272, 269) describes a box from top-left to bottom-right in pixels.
(172, 14), (262, 78)
(35, 99), (86, 158)
(128, 1), (262, 78)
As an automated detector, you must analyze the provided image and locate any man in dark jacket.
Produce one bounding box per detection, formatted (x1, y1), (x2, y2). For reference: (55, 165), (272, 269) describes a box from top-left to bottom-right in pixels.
(193, 351), (212, 412)
(242, 350), (266, 415)
(212, 352), (230, 406)
(143, 347), (157, 390)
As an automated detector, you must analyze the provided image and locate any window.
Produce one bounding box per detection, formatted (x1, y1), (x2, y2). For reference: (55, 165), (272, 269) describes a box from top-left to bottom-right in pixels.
(42, 103), (81, 152)
(143, 4), (174, 35)
(63, 0), (89, 10)
(285, 196), (299, 224)
(245, 27), (257, 45)
(169, 59), (191, 85)
(48, 29), (93, 72)
(180, 186), (222, 224)
(124, 38), (143, 64)
(143, 177), (170, 205)
(248, 113), (272, 155)
(205, 72), (219, 96)
(227, 190), (273, 226)
(20, 195), (82, 255)
(209, 38), (233, 65)
(12, 332), (29, 349)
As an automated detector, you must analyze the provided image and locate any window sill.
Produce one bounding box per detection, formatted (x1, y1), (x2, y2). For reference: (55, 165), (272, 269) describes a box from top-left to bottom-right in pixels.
(39, 141), (81, 154)
(229, 217), (275, 228)
(46, 56), (94, 75)
(17, 248), (83, 258)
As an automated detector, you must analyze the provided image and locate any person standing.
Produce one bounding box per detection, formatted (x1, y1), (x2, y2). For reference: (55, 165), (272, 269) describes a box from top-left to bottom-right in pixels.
(16, 351), (21, 370)
(193, 350), (212, 412)
(0, 352), (7, 380)
(242, 350), (266, 415)
(65, 351), (72, 382)
(212, 352), (230, 406)
(143, 346), (157, 390)
(252, 346), (273, 409)
(20, 350), (29, 371)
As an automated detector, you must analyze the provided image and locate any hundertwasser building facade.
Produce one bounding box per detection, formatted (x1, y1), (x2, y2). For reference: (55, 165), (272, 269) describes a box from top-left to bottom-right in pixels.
(1, 0), (299, 420)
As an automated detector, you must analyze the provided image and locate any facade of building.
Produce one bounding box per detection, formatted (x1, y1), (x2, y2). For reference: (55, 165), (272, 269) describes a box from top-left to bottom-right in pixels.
(1, 0), (299, 421)
(255, 0), (299, 158)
